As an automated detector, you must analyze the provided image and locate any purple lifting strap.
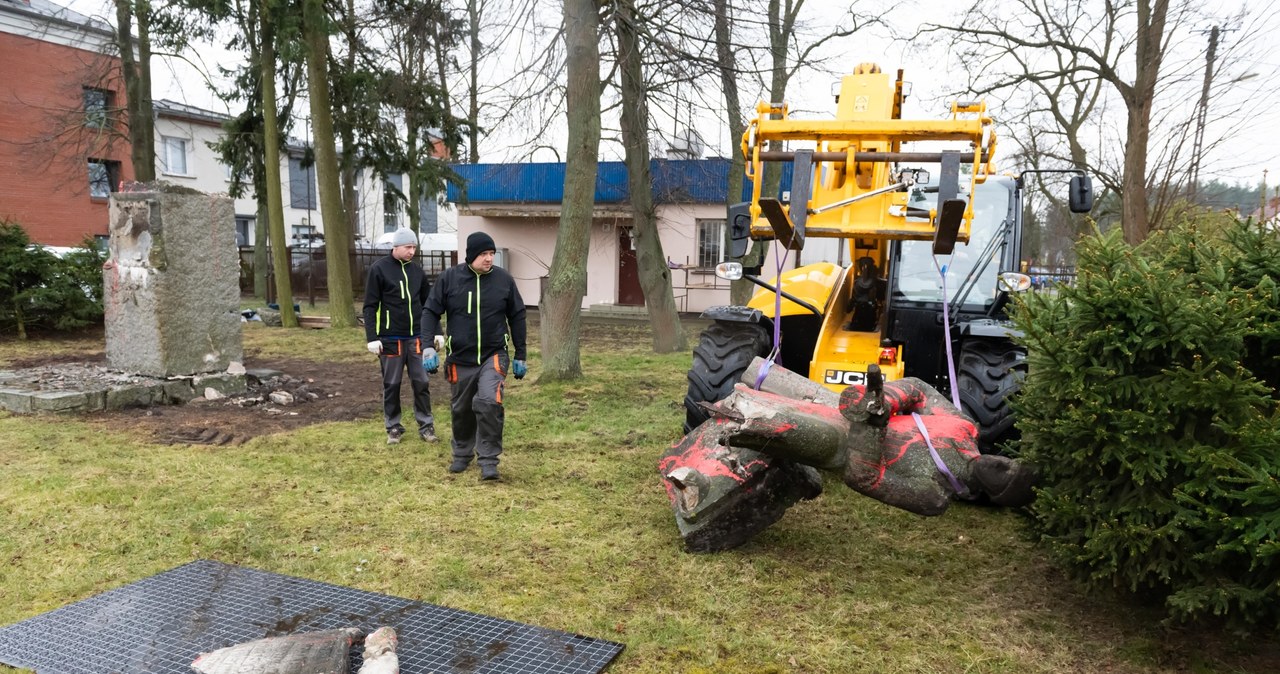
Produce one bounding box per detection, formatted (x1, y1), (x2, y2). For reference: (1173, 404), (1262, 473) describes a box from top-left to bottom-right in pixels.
(935, 258), (962, 410)
(754, 239), (791, 390)
(911, 412), (969, 497)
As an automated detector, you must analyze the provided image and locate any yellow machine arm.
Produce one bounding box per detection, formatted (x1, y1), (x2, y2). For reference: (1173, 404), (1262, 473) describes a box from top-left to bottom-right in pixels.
(740, 64), (998, 254)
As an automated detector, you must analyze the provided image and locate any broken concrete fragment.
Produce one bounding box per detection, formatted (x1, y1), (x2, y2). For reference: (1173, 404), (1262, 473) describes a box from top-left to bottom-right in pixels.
(194, 372), (247, 397)
(160, 380), (196, 404)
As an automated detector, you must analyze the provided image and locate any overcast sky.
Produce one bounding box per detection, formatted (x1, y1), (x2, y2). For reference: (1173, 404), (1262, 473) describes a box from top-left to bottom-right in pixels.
(62, 0), (1280, 187)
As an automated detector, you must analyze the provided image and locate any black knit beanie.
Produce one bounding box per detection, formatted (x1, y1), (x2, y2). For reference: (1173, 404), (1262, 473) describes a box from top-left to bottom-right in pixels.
(466, 231), (497, 264)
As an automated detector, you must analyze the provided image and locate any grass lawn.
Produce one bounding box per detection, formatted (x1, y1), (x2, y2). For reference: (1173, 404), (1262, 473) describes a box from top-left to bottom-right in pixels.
(0, 316), (1275, 673)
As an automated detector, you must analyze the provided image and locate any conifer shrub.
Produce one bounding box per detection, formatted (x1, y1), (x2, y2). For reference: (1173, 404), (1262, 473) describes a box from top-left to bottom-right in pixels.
(1012, 217), (1280, 632)
(0, 222), (105, 339)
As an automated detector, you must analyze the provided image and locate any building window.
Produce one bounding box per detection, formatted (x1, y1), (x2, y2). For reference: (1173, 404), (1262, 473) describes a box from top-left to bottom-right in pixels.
(87, 159), (120, 199)
(418, 193), (438, 234)
(696, 218), (725, 268)
(383, 174), (403, 233)
(161, 136), (189, 175)
(234, 216), (254, 247)
(84, 88), (110, 128)
(292, 222), (316, 244)
(289, 155), (317, 209)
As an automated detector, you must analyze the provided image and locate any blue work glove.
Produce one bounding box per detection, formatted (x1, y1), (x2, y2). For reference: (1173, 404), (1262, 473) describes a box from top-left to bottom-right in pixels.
(513, 359), (527, 380)
(423, 348), (439, 373)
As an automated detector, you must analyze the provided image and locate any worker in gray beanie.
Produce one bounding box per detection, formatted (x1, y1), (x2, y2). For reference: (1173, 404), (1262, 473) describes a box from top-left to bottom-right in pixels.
(363, 228), (437, 445)
(424, 230), (527, 481)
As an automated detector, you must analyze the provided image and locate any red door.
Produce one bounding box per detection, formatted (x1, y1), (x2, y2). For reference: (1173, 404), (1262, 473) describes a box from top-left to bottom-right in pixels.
(618, 227), (644, 306)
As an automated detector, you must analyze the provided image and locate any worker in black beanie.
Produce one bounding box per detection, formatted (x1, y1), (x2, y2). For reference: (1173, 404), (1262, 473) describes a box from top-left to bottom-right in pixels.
(423, 231), (527, 481)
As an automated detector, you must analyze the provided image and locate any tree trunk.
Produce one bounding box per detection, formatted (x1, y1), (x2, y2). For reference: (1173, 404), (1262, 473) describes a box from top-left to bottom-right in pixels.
(338, 0), (361, 246)
(714, 0), (755, 305)
(614, 0), (685, 353)
(466, 0), (481, 163)
(406, 124), (421, 234)
(259, 5), (297, 328)
(113, 0), (156, 182)
(540, 0), (601, 380)
(1118, 0), (1168, 244)
(302, 0), (355, 327)
(253, 194), (269, 300)
(14, 302), (26, 341)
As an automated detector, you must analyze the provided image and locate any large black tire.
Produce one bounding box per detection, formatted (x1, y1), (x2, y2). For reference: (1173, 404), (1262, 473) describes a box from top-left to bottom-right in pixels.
(956, 339), (1027, 455)
(683, 321), (772, 433)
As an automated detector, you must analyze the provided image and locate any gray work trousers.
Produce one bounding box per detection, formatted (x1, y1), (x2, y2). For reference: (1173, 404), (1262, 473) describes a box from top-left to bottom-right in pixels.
(446, 353), (508, 467)
(379, 336), (434, 433)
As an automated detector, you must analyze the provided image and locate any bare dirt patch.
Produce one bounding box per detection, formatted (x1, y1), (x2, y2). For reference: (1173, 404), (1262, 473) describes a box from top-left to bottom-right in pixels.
(13, 313), (698, 446)
(88, 356), (450, 446)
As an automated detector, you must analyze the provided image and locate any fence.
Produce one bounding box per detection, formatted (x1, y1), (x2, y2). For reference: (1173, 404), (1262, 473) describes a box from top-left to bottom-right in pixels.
(238, 246), (457, 302)
(1027, 267), (1077, 290)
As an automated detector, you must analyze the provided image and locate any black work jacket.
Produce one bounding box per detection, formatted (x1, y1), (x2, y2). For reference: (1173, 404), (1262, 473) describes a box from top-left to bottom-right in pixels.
(363, 254), (430, 341)
(424, 263), (527, 365)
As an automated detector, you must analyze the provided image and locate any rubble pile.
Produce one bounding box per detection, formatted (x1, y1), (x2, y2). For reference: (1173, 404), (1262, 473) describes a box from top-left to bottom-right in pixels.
(211, 369), (337, 414)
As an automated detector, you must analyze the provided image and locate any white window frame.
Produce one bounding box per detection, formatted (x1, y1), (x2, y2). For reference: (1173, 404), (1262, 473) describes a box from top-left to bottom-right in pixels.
(161, 136), (190, 176)
(696, 218), (726, 269)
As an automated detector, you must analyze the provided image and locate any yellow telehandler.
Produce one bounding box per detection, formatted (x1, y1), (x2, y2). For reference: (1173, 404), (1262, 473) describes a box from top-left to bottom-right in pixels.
(684, 63), (1093, 453)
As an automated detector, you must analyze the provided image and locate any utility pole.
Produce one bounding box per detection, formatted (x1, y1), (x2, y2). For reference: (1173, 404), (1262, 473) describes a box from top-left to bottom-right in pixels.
(1188, 26), (1219, 204)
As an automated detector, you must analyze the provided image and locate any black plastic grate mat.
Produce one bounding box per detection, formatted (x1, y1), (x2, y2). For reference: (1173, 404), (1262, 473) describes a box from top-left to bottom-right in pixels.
(0, 559), (623, 674)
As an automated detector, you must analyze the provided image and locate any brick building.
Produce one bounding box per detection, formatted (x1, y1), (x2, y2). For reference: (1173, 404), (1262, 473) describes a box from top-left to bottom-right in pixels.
(0, 0), (132, 246)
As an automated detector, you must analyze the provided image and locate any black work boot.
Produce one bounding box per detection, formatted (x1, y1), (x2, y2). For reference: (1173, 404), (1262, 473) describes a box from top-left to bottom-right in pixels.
(448, 457), (470, 473)
(479, 465), (500, 481)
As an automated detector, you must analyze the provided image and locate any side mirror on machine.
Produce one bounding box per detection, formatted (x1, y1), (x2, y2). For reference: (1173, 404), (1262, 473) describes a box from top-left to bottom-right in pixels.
(1068, 175), (1094, 213)
(715, 262), (744, 281)
(727, 202), (753, 259)
(996, 272), (1032, 293)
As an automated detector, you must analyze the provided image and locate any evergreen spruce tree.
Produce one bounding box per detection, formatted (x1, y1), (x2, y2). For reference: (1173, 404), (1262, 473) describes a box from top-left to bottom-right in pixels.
(1013, 218), (1280, 632)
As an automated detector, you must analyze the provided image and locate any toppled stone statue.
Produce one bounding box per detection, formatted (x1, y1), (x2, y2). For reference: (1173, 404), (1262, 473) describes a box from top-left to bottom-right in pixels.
(659, 359), (1037, 552)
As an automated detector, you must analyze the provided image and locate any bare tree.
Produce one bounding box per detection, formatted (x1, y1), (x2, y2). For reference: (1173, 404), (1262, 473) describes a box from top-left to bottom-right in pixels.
(612, 0), (686, 353)
(540, 0), (601, 380)
(921, 0), (1270, 244)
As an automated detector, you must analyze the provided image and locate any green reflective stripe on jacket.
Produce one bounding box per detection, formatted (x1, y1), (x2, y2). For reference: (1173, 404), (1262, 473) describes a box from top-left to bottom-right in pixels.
(400, 261), (413, 335)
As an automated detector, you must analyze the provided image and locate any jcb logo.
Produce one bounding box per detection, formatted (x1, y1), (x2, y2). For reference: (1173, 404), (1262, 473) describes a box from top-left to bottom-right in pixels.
(824, 369), (866, 385)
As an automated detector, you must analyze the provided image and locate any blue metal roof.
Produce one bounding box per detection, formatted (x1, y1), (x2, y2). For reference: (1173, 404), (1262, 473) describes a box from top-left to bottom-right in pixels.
(446, 158), (792, 205)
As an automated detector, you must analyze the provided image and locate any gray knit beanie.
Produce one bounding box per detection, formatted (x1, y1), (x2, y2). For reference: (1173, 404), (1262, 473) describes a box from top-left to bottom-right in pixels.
(390, 228), (417, 247)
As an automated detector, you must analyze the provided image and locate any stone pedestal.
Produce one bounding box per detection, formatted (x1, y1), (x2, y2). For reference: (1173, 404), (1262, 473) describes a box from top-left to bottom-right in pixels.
(104, 189), (243, 377)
